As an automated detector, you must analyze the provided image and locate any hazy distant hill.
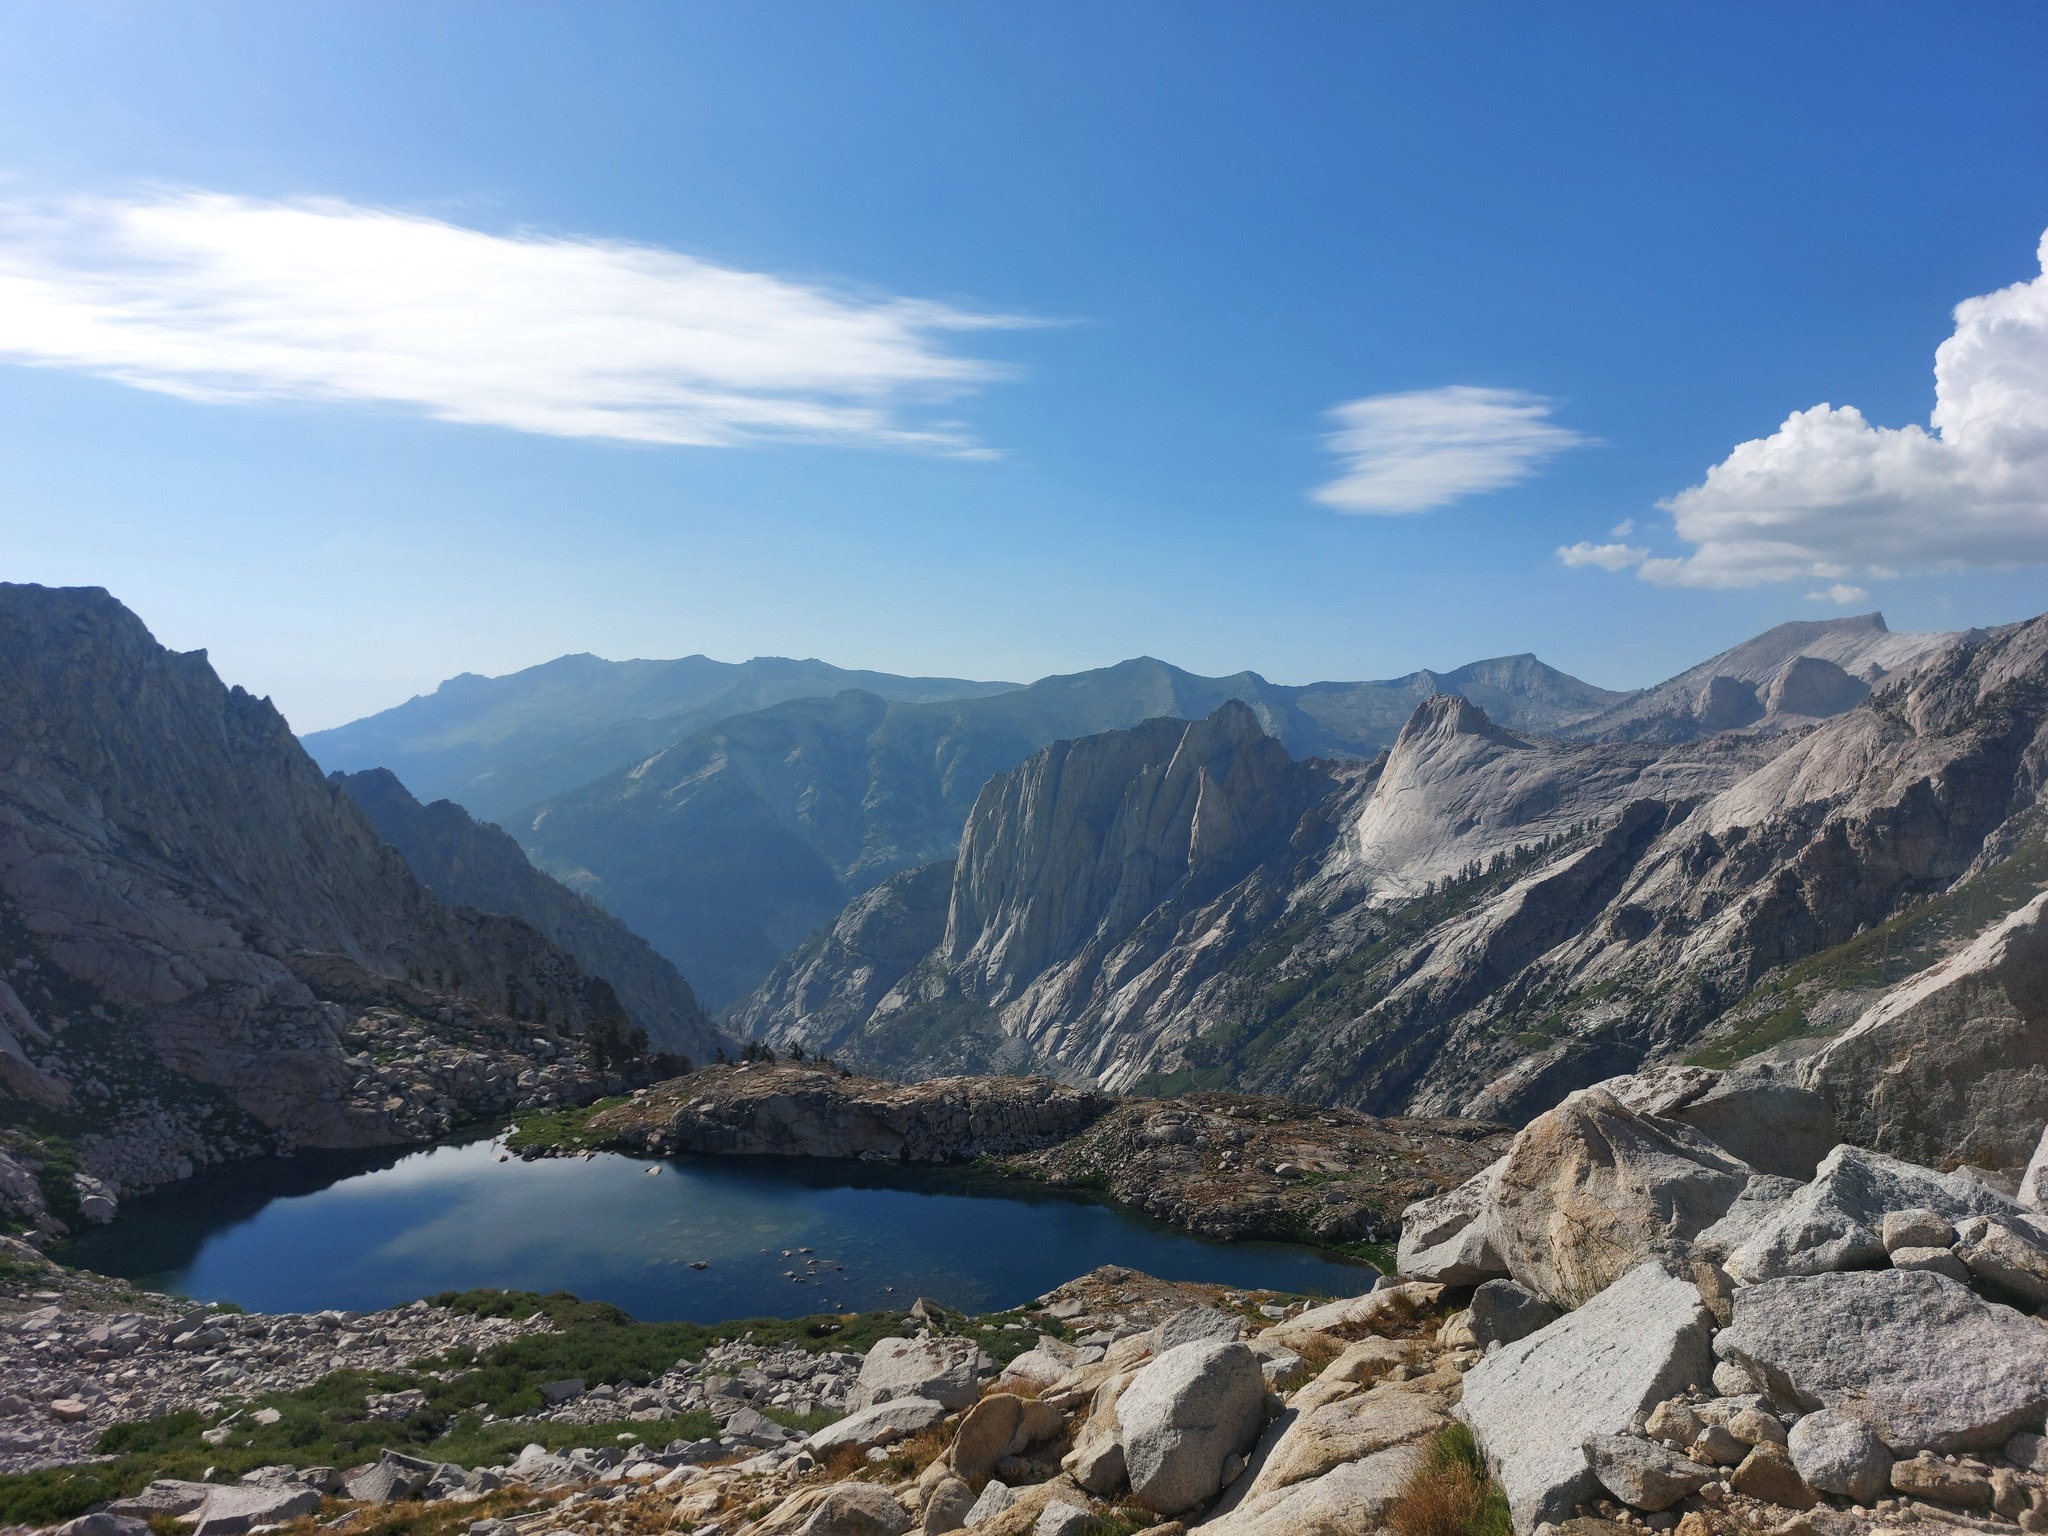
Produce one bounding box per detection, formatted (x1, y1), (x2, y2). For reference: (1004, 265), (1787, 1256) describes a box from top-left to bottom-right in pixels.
(332, 768), (723, 1059)
(304, 654), (1022, 822)
(510, 654), (1627, 1006)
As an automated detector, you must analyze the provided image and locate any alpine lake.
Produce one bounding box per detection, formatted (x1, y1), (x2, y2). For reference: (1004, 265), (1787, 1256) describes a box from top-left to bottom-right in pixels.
(57, 1135), (1377, 1320)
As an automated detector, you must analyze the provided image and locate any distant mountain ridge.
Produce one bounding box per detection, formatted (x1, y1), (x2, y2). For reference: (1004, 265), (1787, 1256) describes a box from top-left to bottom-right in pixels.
(507, 652), (1627, 1006)
(330, 768), (723, 1059)
(304, 653), (1022, 821)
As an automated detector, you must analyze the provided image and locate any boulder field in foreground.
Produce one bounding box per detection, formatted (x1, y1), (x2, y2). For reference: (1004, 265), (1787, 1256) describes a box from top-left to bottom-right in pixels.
(1395, 1057), (2048, 1533)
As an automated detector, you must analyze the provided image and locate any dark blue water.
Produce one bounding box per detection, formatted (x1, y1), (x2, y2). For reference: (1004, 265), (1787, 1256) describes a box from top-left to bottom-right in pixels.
(58, 1138), (1374, 1320)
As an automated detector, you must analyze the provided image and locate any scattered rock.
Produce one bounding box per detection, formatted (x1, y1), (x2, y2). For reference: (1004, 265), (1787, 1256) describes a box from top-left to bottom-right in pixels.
(1957, 1221), (2048, 1304)
(186, 1483), (323, 1536)
(1715, 1268), (2048, 1453)
(1115, 1340), (1268, 1514)
(1467, 1280), (1560, 1350)
(922, 1476), (975, 1535)
(965, 1480), (1014, 1525)
(1397, 1162), (1509, 1285)
(1728, 1444), (1817, 1510)
(1032, 1501), (1094, 1536)
(1888, 1246), (1971, 1282)
(1882, 1209), (1958, 1252)
(795, 1482), (915, 1536)
(1458, 1262), (1715, 1531)
(1787, 1410), (1891, 1505)
(1582, 1434), (1714, 1511)
(1150, 1306), (1245, 1355)
(808, 1397), (951, 1452)
(851, 1337), (987, 1413)
(1891, 1453), (1995, 1509)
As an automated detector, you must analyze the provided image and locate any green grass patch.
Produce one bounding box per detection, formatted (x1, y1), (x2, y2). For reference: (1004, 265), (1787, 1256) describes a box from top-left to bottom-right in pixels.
(504, 1098), (628, 1153)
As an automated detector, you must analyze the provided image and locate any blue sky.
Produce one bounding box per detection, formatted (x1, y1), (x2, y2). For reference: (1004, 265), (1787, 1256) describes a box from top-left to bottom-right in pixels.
(2, 4), (2047, 730)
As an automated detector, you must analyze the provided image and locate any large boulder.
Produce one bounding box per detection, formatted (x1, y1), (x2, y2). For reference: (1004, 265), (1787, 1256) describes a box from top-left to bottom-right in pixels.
(1488, 1087), (1753, 1308)
(1114, 1340), (1268, 1514)
(850, 1337), (987, 1412)
(1256, 1283), (1443, 1353)
(1458, 1262), (1715, 1533)
(1583, 1434), (1714, 1511)
(1397, 1161), (1509, 1284)
(186, 1485), (323, 1536)
(1713, 1269), (2048, 1453)
(1235, 1382), (1449, 1504)
(1803, 890), (2048, 1175)
(1722, 1144), (2033, 1284)
(1193, 1442), (1430, 1536)
(794, 1483), (914, 1536)
(1601, 1064), (1839, 1180)
(951, 1393), (1065, 1484)
(1466, 1281), (1560, 1350)
(807, 1397), (951, 1452)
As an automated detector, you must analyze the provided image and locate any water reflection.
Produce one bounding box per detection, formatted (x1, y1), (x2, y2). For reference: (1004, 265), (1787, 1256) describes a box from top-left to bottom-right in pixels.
(60, 1138), (1373, 1320)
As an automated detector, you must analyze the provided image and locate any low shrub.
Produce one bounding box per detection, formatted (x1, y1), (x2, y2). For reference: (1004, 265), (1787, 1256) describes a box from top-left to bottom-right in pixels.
(1389, 1424), (1511, 1536)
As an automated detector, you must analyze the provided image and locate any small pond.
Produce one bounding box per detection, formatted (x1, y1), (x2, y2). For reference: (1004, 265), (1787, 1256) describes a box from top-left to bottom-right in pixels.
(59, 1137), (1375, 1320)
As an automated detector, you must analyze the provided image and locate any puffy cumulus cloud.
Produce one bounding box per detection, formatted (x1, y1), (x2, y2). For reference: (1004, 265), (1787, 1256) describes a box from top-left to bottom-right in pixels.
(1807, 584), (1870, 604)
(1640, 229), (2048, 587)
(1312, 385), (1591, 513)
(1558, 540), (1648, 570)
(0, 190), (1027, 450)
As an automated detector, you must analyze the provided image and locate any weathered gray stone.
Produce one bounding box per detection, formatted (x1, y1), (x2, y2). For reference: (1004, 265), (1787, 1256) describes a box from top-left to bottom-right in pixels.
(1458, 1262), (1715, 1533)
(1729, 1443), (1817, 1510)
(795, 1482), (914, 1536)
(1488, 1088), (1752, 1308)
(2022, 1125), (2048, 1213)
(1150, 1306), (1244, 1355)
(187, 1484), (323, 1536)
(922, 1477), (975, 1536)
(57, 1516), (152, 1536)
(851, 1337), (987, 1413)
(1692, 1176), (1803, 1265)
(107, 1481), (214, 1519)
(2009, 1431), (2048, 1474)
(1115, 1340), (1268, 1515)
(1723, 1145), (2030, 1284)
(965, 1480), (1013, 1526)
(1715, 1268), (2048, 1453)
(1032, 1501), (1093, 1536)
(1644, 1400), (1703, 1448)
(1958, 1221), (2048, 1304)
(1787, 1410), (1891, 1505)
(1601, 1064), (1839, 1180)
(1194, 1442), (1429, 1536)
(1397, 1161), (1509, 1284)
(1882, 1208), (1958, 1252)
(1582, 1435), (1713, 1511)
(1804, 890), (2048, 1175)
(807, 1397), (951, 1452)
(1892, 1453), (1995, 1509)
(1889, 1246), (1970, 1281)
(1467, 1280), (1560, 1350)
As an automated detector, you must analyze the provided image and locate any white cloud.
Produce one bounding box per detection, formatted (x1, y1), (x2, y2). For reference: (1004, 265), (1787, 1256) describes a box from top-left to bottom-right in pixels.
(1641, 228), (2048, 586)
(1609, 518), (1634, 537)
(1557, 540), (1647, 571)
(1311, 385), (1591, 514)
(1807, 583), (1869, 605)
(0, 190), (1027, 450)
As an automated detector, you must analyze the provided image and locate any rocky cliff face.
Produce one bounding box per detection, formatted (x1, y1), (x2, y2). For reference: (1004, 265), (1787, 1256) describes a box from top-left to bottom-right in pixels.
(748, 615), (2048, 1161)
(332, 768), (722, 1059)
(0, 585), (671, 1221)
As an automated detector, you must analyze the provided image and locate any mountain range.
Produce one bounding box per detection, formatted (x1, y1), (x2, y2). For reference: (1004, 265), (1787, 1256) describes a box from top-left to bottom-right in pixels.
(739, 612), (2048, 1126)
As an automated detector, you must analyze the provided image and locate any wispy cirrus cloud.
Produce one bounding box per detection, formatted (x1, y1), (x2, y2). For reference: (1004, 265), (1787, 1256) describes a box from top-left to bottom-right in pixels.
(0, 189), (1028, 451)
(1311, 385), (1592, 514)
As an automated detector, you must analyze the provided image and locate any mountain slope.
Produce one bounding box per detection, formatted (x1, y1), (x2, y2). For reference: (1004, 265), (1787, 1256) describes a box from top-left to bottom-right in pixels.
(1561, 612), (1953, 742)
(303, 653), (1021, 821)
(0, 585), (673, 1215)
(516, 654), (1626, 1006)
(330, 768), (723, 1059)
(747, 614), (2048, 1145)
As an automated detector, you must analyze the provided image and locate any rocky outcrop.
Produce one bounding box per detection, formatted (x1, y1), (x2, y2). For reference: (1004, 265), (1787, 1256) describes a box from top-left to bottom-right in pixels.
(1804, 889), (2048, 1173)
(333, 767), (722, 1058)
(0, 585), (671, 1214)
(544, 1062), (1510, 1247)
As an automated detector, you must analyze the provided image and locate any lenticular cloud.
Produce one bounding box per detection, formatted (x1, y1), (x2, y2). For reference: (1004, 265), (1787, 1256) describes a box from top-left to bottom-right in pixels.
(0, 190), (1023, 450)
(1312, 386), (1591, 514)
(1636, 228), (2048, 586)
